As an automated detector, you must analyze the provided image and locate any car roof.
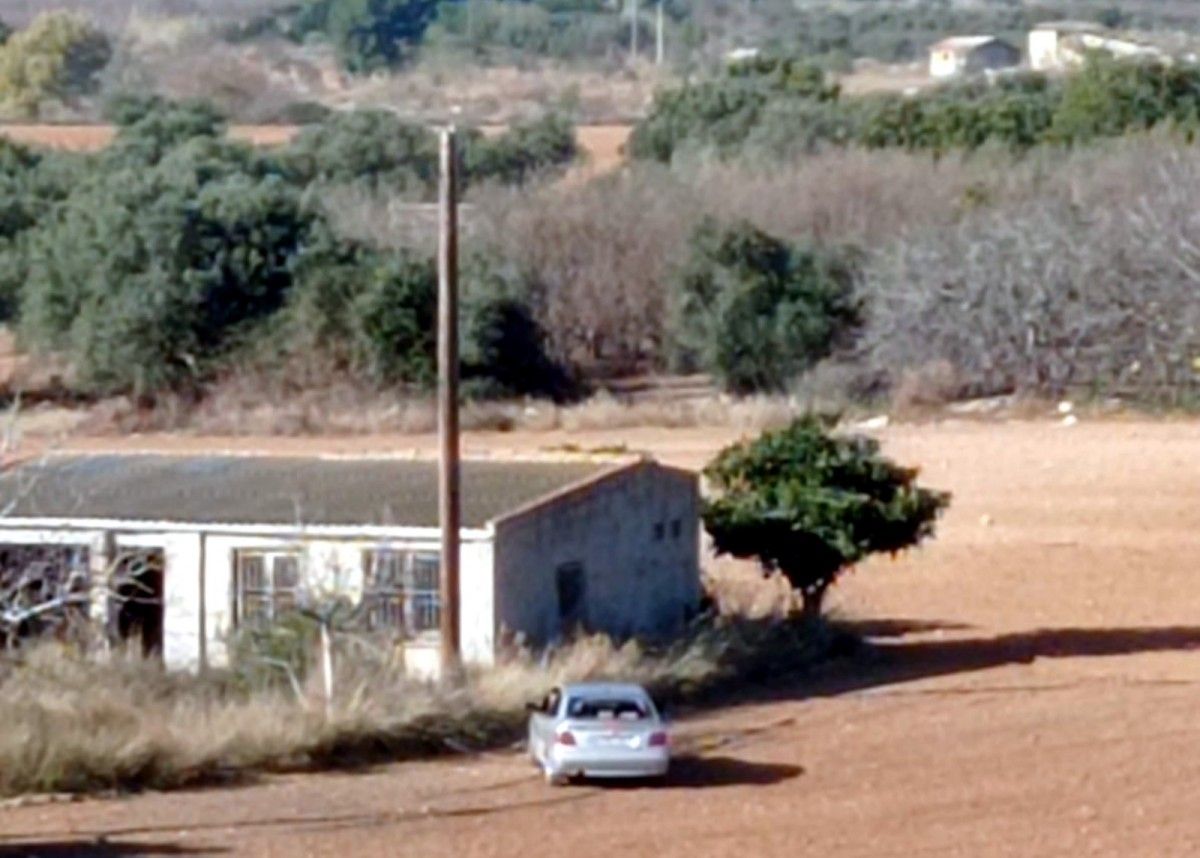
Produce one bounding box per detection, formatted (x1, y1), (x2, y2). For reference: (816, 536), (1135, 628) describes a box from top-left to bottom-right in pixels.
(560, 682), (651, 698)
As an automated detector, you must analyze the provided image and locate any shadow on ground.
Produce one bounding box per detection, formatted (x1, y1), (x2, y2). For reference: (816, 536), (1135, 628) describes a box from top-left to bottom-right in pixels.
(814, 623), (1200, 698)
(665, 756), (801, 788)
(0, 841), (225, 857)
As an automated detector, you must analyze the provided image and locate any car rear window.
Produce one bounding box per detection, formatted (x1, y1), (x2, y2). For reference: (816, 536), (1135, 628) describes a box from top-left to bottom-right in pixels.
(566, 697), (650, 720)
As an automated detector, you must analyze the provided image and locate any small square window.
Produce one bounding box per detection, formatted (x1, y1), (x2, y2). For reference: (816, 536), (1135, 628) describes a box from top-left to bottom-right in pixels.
(671, 519), (682, 539)
(653, 522), (665, 541)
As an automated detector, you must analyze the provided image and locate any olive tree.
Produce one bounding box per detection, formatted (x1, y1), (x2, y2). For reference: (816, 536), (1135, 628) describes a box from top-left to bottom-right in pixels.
(703, 416), (950, 617)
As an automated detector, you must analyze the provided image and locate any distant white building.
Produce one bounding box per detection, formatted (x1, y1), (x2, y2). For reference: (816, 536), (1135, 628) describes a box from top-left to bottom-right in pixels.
(0, 453), (701, 677)
(1029, 21), (1164, 71)
(929, 36), (1021, 79)
(726, 47), (761, 64)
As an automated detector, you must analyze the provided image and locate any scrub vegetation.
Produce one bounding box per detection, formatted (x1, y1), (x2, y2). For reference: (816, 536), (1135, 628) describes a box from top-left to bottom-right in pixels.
(0, 612), (847, 797)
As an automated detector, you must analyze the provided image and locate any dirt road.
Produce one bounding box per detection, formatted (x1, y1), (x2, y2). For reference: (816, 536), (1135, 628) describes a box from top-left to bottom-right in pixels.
(4, 418), (1200, 856)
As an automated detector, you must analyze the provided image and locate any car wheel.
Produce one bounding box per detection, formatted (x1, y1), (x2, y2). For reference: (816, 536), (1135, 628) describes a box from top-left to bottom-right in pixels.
(544, 767), (569, 786)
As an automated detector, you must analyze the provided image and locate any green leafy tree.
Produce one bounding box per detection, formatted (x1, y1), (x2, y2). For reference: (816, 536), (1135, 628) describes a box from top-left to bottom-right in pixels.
(460, 252), (576, 400)
(1048, 56), (1200, 145)
(670, 219), (859, 395)
(281, 109), (439, 196)
(0, 11), (111, 117)
(18, 129), (313, 396)
(464, 113), (578, 187)
(299, 0), (439, 70)
(703, 416), (950, 617)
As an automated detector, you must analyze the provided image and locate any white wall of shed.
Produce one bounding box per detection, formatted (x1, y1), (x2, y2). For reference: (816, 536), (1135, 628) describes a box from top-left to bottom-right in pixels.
(1029, 29), (1060, 70)
(491, 465), (700, 649)
(201, 532), (492, 670)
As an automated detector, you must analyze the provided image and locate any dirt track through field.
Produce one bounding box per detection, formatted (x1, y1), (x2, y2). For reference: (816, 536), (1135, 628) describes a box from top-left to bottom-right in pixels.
(4, 419), (1200, 856)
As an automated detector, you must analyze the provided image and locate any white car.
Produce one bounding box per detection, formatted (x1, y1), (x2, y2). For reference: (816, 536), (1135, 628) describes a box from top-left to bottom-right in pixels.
(526, 682), (670, 785)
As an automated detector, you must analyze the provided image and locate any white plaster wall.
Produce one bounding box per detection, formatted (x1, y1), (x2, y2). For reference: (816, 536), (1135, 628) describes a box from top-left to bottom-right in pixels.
(116, 532), (201, 670)
(460, 540), (494, 665)
(201, 532), (491, 670)
(930, 50), (962, 78)
(1029, 30), (1060, 70)
(492, 465), (700, 648)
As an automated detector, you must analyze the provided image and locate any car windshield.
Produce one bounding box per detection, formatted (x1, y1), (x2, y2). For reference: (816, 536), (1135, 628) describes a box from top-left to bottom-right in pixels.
(566, 696), (650, 720)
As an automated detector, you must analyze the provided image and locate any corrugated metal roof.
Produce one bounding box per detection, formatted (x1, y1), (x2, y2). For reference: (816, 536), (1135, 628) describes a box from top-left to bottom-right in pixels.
(0, 454), (619, 529)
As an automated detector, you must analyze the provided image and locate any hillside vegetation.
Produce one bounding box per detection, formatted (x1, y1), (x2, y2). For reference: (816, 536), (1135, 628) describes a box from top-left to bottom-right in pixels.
(0, 1), (1198, 122)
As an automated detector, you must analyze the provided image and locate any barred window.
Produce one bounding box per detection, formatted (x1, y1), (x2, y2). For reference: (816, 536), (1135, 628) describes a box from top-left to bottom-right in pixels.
(234, 550), (301, 626)
(363, 550), (440, 637)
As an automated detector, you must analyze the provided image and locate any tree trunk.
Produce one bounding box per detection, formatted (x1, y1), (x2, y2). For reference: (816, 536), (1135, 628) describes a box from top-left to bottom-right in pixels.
(800, 585), (827, 619)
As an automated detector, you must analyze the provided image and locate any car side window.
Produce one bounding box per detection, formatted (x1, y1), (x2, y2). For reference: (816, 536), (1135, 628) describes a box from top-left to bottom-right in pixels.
(545, 688), (561, 715)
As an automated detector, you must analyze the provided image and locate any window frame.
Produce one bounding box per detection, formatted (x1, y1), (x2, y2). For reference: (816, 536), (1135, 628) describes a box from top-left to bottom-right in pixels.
(233, 549), (303, 628)
(361, 548), (442, 639)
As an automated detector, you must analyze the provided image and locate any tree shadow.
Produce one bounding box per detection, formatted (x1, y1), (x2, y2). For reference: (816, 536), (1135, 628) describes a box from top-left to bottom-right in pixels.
(811, 624), (1200, 698)
(0, 841), (225, 857)
(837, 617), (973, 639)
(591, 756), (803, 790)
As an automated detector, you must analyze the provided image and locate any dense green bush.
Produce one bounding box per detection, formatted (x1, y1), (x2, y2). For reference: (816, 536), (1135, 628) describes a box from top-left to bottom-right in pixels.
(669, 219), (859, 395)
(292, 0), (440, 70)
(283, 108), (577, 196)
(463, 113), (578, 186)
(460, 252), (576, 400)
(0, 95), (579, 399)
(18, 136), (314, 396)
(704, 416), (950, 616)
(629, 56), (840, 163)
(288, 239), (573, 396)
(426, 0), (634, 63)
(282, 109), (440, 196)
(634, 56), (1200, 163)
(0, 11), (111, 118)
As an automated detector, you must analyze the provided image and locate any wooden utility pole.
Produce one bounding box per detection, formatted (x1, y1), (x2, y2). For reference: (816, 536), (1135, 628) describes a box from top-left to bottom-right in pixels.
(437, 127), (461, 675)
(630, 0), (639, 59)
(655, 1), (664, 66)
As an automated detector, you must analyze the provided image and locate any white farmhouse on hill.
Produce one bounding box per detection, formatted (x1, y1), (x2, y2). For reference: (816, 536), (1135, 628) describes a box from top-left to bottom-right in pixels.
(929, 36), (1021, 78)
(1029, 21), (1166, 71)
(0, 454), (701, 676)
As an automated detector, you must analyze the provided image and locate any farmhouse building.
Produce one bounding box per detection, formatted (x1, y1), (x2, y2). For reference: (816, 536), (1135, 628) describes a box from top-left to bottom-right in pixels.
(0, 453), (701, 675)
(928, 36), (1021, 78)
(1029, 21), (1165, 71)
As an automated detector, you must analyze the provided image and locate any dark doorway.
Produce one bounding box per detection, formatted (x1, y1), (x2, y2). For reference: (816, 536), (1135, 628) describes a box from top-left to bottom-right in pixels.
(556, 562), (587, 633)
(112, 549), (165, 658)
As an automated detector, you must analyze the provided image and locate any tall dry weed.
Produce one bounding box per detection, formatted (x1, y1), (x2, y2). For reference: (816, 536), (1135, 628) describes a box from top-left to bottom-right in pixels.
(0, 612), (844, 797)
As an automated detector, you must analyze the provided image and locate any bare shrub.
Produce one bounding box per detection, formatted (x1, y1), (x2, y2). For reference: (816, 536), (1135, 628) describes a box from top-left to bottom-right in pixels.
(467, 150), (1020, 380)
(892, 360), (963, 412)
(856, 138), (1200, 404)
(472, 168), (696, 373)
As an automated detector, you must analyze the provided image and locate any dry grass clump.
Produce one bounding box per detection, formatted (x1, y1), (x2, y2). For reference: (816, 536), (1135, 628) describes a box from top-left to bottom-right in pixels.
(0, 613), (844, 797)
(78, 378), (811, 437)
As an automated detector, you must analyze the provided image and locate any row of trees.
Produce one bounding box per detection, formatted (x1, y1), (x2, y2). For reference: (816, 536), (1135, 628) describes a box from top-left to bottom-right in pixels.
(0, 98), (578, 400)
(261, 0), (1189, 72)
(631, 55), (1200, 163)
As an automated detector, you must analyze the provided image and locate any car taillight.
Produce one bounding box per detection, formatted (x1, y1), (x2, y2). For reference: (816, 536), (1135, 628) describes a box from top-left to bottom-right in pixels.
(556, 730), (577, 746)
(648, 731), (669, 747)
